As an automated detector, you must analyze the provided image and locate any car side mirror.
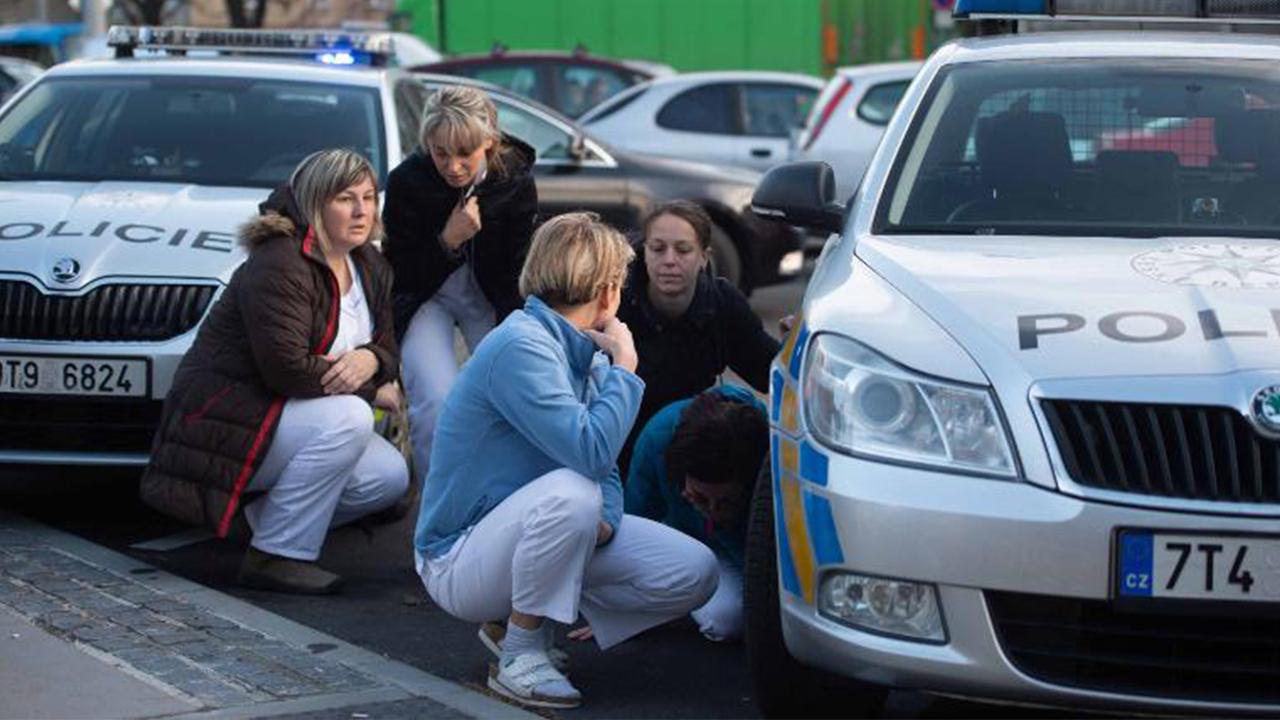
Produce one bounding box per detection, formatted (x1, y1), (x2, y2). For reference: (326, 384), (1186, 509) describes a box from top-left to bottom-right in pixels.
(751, 161), (844, 235)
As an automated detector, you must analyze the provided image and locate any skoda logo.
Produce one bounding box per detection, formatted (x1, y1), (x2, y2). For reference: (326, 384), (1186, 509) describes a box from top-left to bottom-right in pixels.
(1250, 385), (1280, 437)
(51, 257), (80, 284)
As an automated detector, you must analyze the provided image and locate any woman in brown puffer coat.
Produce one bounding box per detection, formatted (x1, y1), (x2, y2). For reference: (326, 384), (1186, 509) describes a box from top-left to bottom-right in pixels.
(141, 149), (407, 595)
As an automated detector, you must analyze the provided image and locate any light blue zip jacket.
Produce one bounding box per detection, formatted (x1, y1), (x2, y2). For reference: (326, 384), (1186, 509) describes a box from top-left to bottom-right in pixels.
(413, 295), (645, 560)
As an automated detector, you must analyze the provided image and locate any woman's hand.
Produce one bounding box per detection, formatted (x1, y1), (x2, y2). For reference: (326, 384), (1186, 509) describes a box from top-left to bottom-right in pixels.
(321, 348), (379, 395)
(596, 521), (614, 546)
(567, 624), (594, 642)
(584, 317), (638, 373)
(440, 196), (482, 252)
(373, 382), (402, 411)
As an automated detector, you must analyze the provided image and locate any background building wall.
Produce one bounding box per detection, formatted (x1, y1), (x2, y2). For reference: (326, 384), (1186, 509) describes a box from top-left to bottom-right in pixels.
(398, 0), (952, 76)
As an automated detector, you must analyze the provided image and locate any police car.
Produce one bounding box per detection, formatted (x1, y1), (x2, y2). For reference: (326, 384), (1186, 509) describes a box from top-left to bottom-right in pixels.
(0, 27), (428, 465)
(747, 0), (1280, 715)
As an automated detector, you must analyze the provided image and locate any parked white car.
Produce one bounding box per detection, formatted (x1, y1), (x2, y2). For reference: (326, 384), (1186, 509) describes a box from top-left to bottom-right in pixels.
(579, 70), (824, 172)
(790, 61), (921, 202)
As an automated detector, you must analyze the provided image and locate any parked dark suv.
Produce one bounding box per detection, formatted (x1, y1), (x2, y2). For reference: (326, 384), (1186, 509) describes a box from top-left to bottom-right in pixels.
(413, 47), (673, 118)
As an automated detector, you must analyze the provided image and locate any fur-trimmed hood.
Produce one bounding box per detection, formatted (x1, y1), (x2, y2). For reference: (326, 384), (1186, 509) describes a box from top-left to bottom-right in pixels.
(240, 184), (307, 249)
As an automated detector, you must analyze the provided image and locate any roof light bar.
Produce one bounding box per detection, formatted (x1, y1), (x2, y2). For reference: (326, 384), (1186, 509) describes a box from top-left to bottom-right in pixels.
(106, 25), (394, 65)
(954, 0), (1280, 22)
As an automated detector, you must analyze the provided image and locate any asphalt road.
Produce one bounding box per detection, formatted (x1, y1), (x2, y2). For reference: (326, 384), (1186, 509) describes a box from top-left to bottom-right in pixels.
(4, 271), (1085, 719)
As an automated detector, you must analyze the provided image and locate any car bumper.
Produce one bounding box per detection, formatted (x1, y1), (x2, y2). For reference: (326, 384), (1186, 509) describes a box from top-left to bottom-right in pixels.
(0, 337), (192, 465)
(779, 446), (1280, 715)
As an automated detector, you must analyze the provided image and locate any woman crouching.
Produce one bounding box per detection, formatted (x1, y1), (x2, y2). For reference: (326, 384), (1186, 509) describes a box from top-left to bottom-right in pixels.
(414, 213), (718, 709)
(141, 149), (408, 595)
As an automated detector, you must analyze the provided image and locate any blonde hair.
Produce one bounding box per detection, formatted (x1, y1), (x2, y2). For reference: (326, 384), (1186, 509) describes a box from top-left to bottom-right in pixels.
(289, 149), (381, 253)
(519, 213), (635, 307)
(419, 85), (510, 177)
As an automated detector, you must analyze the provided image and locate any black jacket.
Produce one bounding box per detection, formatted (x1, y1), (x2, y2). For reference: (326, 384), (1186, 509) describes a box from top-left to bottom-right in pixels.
(617, 258), (781, 472)
(382, 135), (538, 338)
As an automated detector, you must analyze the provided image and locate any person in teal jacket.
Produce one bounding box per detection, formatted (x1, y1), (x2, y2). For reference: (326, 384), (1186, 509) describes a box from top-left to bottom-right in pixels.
(414, 213), (718, 710)
(625, 384), (768, 642)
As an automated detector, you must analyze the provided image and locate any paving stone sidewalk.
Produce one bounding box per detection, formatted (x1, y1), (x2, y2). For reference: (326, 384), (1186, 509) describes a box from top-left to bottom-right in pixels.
(0, 514), (534, 719)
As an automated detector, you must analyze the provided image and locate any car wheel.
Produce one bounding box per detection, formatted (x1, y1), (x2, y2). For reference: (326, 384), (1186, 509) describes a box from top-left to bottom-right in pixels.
(708, 223), (745, 293)
(744, 462), (888, 718)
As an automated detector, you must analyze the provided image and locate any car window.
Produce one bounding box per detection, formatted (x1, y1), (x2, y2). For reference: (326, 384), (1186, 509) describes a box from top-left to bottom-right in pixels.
(463, 64), (543, 103)
(879, 59), (1280, 237)
(394, 79), (429, 157)
(0, 76), (386, 187)
(556, 64), (629, 117)
(857, 80), (910, 126)
(493, 99), (574, 160)
(743, 83), (817, 138)
(656, 83), (737, 135)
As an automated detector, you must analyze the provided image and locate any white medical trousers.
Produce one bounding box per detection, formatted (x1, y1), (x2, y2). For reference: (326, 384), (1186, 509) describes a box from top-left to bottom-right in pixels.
(400, 266), (496, 481)
(690, 556), (744, 642)
(420, 469), (719, 650)
(245, 395), (409, 561)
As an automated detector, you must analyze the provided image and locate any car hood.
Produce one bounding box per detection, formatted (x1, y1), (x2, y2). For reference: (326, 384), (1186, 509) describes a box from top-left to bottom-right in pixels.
(855, 235), (1280, 381)
(0, 181), (263, 288)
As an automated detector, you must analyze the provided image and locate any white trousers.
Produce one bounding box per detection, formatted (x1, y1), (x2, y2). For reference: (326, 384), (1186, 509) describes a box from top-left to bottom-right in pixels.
(245, 395), (409, 561)
(400, 266), (495, 481)
(690, 556), (743, 642)
(420, 469), (719, 650)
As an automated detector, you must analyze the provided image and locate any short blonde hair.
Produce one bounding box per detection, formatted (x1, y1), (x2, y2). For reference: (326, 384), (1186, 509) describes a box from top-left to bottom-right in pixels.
(519, 213), (635, 307)
(419, 86), (509, 177)
(290, 149), (381, 253)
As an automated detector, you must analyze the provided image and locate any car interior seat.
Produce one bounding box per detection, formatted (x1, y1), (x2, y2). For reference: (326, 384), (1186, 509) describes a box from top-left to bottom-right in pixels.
(948, 110), (1073, 223)
(1093, 150), (1180, 224)
(1217, 109), (1280, 225)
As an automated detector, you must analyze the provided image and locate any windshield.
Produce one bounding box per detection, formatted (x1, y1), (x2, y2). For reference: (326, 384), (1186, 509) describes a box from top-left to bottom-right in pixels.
(877, 59), (1280, 238)
(0, 76), (386, 187)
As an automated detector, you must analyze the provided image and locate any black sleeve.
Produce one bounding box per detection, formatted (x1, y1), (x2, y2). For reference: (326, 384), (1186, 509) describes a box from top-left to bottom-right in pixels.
(492, 173), (540, 315)
(719, 279), (781, 393)
(380, 165), (428, 296)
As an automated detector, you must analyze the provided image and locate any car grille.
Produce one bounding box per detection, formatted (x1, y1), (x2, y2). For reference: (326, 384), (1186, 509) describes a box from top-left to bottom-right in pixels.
(0, 280), (216, 341)
(987, 590), (1280, 705)
(1041, 399), (1280, 504)
(0, 397), (162, 456)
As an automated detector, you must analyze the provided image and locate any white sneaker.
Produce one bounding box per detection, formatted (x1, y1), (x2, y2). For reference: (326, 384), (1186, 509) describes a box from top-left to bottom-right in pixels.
(478, 622), (570, 672)
(487, 651), (582, 709)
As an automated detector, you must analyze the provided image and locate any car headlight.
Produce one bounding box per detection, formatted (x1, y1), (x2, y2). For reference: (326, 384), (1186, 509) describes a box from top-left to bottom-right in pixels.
(802, 334), (1016, 477)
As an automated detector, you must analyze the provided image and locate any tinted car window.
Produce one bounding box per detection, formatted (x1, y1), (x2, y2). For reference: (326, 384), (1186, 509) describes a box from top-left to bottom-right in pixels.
(394, 79), (429, 157)
(463, 64), (543, 103)
(556, 64), (629, 117)
(744, 83), (817, 137)
(857, 80), (909, 126)
(879, 59), (1280, 237)
(494, 99), (574, 160)
(0, 77), (386, 187)
(656, 83), (737, 134)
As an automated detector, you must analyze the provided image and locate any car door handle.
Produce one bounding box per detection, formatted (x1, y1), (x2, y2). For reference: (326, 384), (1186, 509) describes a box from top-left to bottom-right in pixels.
(750, 147), (772, 158)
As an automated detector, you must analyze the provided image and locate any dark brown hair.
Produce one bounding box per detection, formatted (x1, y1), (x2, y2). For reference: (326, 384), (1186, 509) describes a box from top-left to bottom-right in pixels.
(640, 200), (713, 250)
(665, 391), (768, 490)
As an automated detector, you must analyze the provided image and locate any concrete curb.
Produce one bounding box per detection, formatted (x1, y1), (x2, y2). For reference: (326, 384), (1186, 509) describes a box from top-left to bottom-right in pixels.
(1, 511), (538, 720)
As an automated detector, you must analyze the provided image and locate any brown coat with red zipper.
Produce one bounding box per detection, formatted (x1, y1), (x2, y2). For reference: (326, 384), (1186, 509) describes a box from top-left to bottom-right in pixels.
(140, 186), (399, 537)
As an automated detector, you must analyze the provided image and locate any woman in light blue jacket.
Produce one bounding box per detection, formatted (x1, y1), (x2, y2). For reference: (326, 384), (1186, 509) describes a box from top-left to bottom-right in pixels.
(413, 213), (718, 710)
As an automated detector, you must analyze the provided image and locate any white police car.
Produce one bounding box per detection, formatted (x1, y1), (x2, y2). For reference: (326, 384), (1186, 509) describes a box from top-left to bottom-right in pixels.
(747, 0), (1280, 715)
(0, 27), (429, 465)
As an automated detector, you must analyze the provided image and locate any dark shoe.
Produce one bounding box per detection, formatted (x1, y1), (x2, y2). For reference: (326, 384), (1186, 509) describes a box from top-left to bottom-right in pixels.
(237, 547), (343, 595)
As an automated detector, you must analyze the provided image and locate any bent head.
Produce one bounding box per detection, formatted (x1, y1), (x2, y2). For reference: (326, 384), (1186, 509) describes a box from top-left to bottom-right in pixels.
(665, 391), (769, 526)
(519, 212), (635, 329)
(641, 201), (711, 299)
(290, 149), (381, 254)
(421, 86), (502, 188)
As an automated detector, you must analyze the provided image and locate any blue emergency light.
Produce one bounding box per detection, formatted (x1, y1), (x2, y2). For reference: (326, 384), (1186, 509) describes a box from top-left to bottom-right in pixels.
(955, 0), (1280, 21)
(107, 26), (395, 66)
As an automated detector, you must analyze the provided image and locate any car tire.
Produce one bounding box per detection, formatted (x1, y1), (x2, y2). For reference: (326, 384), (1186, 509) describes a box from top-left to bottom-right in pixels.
(708, 223), (746, 294)
(744, 462), (888, 719)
